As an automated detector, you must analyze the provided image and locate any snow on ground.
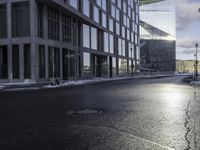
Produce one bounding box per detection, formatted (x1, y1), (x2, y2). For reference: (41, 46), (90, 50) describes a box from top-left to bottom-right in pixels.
(190, 81), (200, 86)
(43, 77), (133, 88)
(0, 82), (36, 86)
(2, 87), (40, 92)
(0, 86), (5, 90)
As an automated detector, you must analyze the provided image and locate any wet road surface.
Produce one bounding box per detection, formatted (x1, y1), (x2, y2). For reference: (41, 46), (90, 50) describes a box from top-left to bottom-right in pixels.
(0, 76), (200, 150)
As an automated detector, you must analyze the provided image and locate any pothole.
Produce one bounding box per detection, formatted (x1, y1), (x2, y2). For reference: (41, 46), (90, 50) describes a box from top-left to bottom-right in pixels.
(66, 109), (102, 116)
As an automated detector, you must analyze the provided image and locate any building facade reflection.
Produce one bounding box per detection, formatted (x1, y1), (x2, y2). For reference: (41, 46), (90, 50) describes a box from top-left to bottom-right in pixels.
(140, 0), (176, 73)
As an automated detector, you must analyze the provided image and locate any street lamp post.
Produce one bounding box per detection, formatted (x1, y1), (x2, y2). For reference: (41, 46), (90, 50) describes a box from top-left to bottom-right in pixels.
(195, 43), (198, 77)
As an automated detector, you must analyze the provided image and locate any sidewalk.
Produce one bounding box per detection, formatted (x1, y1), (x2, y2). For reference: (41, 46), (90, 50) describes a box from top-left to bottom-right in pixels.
(0, 75), (173, 92)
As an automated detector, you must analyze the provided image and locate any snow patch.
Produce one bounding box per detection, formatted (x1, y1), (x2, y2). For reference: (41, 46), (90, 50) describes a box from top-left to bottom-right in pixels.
(2, 87), (39, 92)
(0, 86), (5, 90)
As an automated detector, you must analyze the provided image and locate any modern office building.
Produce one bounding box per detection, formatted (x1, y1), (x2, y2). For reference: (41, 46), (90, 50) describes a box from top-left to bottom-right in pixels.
(0, 0), (140, 83)
(139, 0), (176, 73)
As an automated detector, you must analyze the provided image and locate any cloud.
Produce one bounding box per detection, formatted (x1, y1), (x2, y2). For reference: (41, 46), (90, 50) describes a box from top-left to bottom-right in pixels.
(176, 0), (200, 31)
(176, 39), (200, 49)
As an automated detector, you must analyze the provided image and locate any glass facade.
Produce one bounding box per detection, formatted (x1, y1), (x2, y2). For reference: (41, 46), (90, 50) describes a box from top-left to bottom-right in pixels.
(12, 45), (19, 79)
(48, 7), (59, 40)
(39, 45), (45, 78)
(0, 5), (7, 38)
(83, 52), (90, 76)
(0, 0), (140, 82)
(140, 0), (176, 72)
(0, 46), (7, 79)
(12, 2), (30, 37)
(24, 44), (31, 79)
(91, 27), (97, 50)
(83, 24), (90, 48)
(83, 0), (90, 17)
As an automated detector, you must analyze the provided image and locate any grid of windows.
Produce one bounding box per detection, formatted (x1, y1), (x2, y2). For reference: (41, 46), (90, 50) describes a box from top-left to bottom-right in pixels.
(0, 5), (7, 38)
(48, 7), (59, 40)
(0, 0), (139, 81)
(62, 14), (72, 43)
(12, 2), (30, 37)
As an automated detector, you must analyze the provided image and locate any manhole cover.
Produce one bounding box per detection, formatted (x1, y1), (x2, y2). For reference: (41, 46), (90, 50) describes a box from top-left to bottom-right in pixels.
(66, 109), (102, 116)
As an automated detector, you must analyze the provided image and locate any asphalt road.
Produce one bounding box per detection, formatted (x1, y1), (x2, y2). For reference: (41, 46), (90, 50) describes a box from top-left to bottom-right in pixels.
(0, 76), (200, 150)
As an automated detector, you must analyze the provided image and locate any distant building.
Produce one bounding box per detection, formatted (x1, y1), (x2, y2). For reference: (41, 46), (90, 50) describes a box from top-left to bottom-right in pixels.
(139, 0), (176, 73)
(0, 0), (140, 83)
(176, 60), (199, 74)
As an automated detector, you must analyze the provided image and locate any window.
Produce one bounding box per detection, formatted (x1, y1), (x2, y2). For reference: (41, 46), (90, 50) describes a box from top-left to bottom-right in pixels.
(109, 18), (114, 32)
(111, 4), (115, 18)
(83, 52), (90, 76)
(104, 32), (114, 54)
(39, 45), (45, 78)
(123, 1), (127, 14)
(110, 35), (114, 54)
(116, 22), (120, 35)
(102, 12), (107, 28)
(118, 38), (125, 56)
(122, 26), (126, 38)
(12, 45), (20, 79)
(136, 46), (140, 60)
(83, 0), (90, 17)
(102, 0), (107, 11)
(93, 5), (99, 23)
(83, 24), (90, 48)
(48, 7), (59, 40)
(69, 0), (78, 9)
(24, 44), (31, 79)
(12, 2), (30, 37)
(91, 27), (97, 50)
(116, 8), (120, 21)
(118, 38), (122, 56)
(122, 40), (125, 56)
(37, 3), (43, 38)
(129, 43), (134, 58)
(48, 47), (60, 78)
(96, 0), (101, 7)
(62, 14), (72, 43)
(117, 0), (122, 9)
(0, 5), (7, 38)
(112, 57), (116, 76)
(104, 32), (109, 52)
(118, 58), (127, 75)
(0, 46), (8, 79)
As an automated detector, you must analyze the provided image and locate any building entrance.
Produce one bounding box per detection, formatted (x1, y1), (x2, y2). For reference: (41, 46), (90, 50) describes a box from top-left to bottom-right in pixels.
(62, 49), (76, 80)
(92, 55), (108, 77)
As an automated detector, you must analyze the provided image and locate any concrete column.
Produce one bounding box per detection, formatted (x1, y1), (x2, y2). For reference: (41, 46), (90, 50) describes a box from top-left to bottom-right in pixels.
(7, 2), (11, 39)
(7, 2), (12, 82)
(60, 48), (63, 80)
(7, 45), (13, 82)
(45, 45), (49, 80)
(30, 0), (38, 81)
(19, 44), (24, 81)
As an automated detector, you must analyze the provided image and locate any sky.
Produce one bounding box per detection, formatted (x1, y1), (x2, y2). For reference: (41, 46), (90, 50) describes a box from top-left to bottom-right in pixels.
(176, 0), (200, 60)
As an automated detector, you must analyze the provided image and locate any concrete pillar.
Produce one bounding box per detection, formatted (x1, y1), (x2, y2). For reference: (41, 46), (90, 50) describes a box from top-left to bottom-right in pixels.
(45, 45), (49, 80)
(7, 2), (12, 82)
(30, 0), (38, 81)
(19, 44), (24, 81)
(7, 45), (12, 82)
(60, 48), (63, 80)
(7, 2), (11, 39)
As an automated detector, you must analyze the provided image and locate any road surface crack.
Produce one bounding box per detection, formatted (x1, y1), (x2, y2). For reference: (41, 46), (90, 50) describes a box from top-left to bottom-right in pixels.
(184, 98), (192, 150)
